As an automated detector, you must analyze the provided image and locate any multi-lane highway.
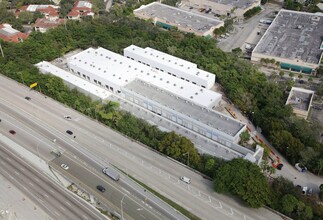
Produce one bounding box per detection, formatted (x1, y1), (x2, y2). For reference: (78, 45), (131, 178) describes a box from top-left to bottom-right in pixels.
(0, 141), (106, 220)
(0, 75), (282, 220)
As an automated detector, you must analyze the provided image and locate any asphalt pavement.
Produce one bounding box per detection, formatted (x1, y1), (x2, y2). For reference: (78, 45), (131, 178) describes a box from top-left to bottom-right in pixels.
(0, 74), (284, 220)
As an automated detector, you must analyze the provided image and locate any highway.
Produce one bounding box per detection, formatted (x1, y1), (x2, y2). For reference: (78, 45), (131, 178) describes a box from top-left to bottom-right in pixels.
(0, 74), (283, 220)
(0, 142), (106, 220)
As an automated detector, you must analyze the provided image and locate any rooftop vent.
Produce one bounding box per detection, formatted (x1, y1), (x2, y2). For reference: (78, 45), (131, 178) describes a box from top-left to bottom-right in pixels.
(180, 86), (183, 89)
(167, 81), (169, 83)
(190, 96), (193, 99)
(173, 83), (176, 86)
(195, 92), (198, 95)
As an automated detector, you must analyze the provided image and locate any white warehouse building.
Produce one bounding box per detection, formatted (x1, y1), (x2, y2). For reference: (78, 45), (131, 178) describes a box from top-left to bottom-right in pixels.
(67, 47), (221, 108)
(47, 46), (246, 144)
(124, 45), (215, 89)
(35, 46), (258, 159)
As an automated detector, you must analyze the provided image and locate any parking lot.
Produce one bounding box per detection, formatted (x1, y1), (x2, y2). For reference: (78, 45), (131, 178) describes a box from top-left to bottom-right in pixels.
(217, 3), (281, 52)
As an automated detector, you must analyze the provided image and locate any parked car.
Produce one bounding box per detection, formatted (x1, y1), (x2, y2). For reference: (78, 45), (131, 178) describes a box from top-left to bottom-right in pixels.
(295, 163), (307, 172)
(25, 96), (31, 101)
(307, 188), (313, 196)
(9, 130), (16, 135)
(302, 186), (308, 194)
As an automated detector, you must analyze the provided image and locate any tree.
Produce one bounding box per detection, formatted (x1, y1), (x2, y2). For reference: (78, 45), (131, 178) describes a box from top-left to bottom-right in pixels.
(18, 11), (33, 24)
(239, 130), (250, 144)
(213, 158), (270, 208)
(316, 158), (323, 176)
(281, 194), (298, 215)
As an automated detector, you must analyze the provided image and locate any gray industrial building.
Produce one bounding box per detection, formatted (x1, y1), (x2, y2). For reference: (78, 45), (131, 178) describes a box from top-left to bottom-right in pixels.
(252, 10), (323, 75)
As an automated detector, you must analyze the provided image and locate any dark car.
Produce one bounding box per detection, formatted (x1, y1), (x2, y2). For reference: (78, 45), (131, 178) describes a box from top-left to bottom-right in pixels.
(276, 163), (283, 170)
(9, 130), (16, 135)
(25, 96), (31, 101)
(66, 130), (73, 135)
(96, 185), (105, 192)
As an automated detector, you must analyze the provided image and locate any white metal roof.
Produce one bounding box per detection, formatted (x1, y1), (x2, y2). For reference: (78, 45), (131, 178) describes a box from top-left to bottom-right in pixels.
(67, 47), (221, 107)
(139, 68), (220, 107)
(68, 47), (140, 87)
(124, 45), (214, 82)
(26, 5), (59, 12)
(35, 61), (111, 100)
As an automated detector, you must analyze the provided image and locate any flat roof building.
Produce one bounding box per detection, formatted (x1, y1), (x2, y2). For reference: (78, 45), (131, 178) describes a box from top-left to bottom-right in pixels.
(67, 47), (222, 108)
(286, 87), (314, 120)
(181, 0), (261, 17)
(36, 61), (111, 100)
(124, 45), (215, 89)
(252, 10), (323, 75)
(122, 79), (245, 143)
(133, 2), (224, 37)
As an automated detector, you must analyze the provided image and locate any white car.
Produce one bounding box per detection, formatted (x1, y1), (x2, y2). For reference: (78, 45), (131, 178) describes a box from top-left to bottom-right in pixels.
(295, 163), (307, 172)
(64, 115), (72, 120)
(61, 164), (69, 170)
(179, 176), (191, 184)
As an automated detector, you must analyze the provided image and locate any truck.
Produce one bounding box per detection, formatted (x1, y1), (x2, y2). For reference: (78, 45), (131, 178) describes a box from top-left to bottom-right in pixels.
(102, 167), (120, 181)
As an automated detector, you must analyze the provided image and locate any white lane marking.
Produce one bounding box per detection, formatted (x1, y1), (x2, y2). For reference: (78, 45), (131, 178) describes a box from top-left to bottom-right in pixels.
(82, 214), (89, 220)
(28, 182), (34, 186)
(20, 167), (25, 171)
(6, 157), (11, 161)
(59, 206), (66, 211)
(44, 194), (49, 198)
(14, 171), (20, 175)
(65, 201), (71, 206)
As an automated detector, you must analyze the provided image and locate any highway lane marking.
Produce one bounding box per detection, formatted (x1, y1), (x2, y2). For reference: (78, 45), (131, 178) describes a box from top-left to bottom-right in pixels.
(28, 182), (34, 186)
(6, 157), (11, 161)
(44, 194), (49, 198)
(20, 167), (25, 171)
(65, 201), (71, 206)
(59, 206), (66, 211)
(82, 214), (89, 220)
(14, 171), (20, 175)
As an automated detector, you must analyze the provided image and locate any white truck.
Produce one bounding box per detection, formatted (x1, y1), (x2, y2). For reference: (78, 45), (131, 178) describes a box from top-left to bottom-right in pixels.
(102, 167), (120, 181)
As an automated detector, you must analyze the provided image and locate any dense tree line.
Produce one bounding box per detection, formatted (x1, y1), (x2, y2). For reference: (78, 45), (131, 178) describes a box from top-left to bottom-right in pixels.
(0, 7), (323, 218)
(243, 6), (262, 19)
(283, 0), (322, 13)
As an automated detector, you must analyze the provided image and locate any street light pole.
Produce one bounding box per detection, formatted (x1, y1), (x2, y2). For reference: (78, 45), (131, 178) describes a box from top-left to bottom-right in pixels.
(183, 152), (190, 167)
(121, 194), (127, 220)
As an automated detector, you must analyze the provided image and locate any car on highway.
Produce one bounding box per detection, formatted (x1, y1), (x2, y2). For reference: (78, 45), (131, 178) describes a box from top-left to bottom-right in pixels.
(25, 96), (31, 101)
(96, 185), (105, 192)
(179, 176), (191, 184)
(295, 163), (307, 172)
(9, 130), (16, 135)
(66, 130), (73, 135)
(64, 115), (72, 120)
(61, 164), (69, 170)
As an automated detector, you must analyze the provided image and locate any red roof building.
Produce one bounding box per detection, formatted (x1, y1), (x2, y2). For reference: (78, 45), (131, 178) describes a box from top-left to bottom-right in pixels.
(67, 0), (94, 20)
(0, 24), (29, 43)
(16, 5), (60, 19)
(33, 18), (65, 33)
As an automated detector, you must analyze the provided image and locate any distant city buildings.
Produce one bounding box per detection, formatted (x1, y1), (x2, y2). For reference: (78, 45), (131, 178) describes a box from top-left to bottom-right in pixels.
(133, 2), (224, 37)
(286, 87), (314, 120)
(0, 24), (28, 43)
(252, 10), (323, 75)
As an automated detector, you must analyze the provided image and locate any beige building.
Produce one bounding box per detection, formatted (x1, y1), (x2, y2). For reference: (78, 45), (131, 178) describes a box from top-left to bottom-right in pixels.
(286, 87), (314, 120)
(252, 10), (323, 75)
(181, 0), (261, 17)
(133, 2), (224, 37)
